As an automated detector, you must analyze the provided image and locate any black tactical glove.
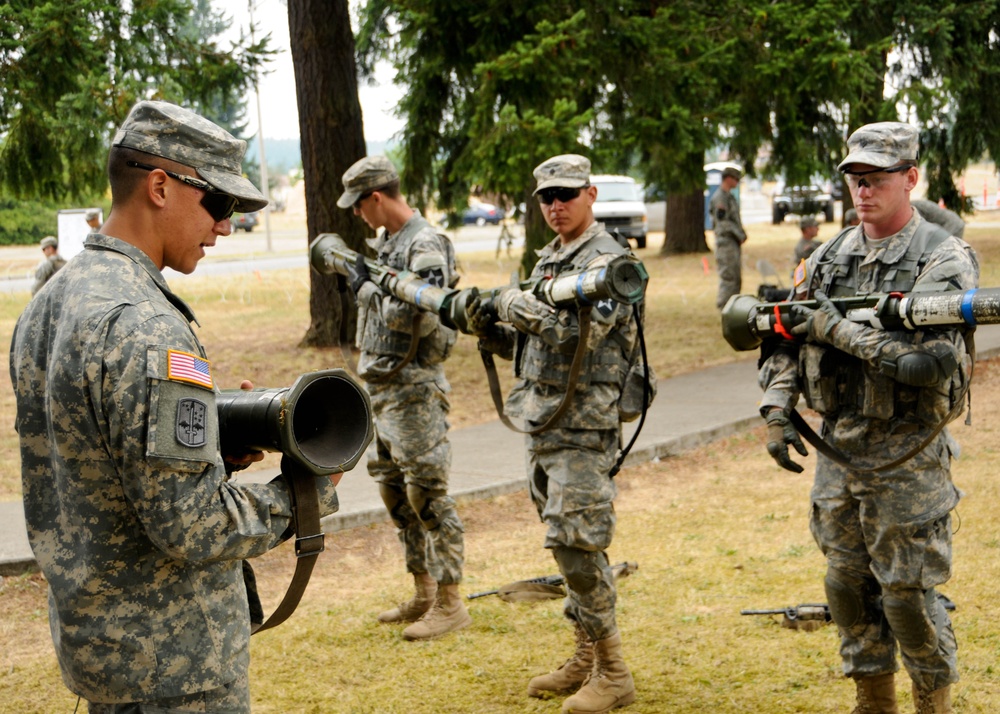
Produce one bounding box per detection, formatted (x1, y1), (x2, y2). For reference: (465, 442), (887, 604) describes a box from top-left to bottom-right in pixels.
(347, 253), (371, 294)
(791, 289), (843, 343)
(764, 409), (808, 473)
(466, 292), (499, 337)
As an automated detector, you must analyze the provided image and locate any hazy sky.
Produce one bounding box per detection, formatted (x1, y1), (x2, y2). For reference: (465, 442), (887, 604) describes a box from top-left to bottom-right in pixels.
(219, 0), (404, 143)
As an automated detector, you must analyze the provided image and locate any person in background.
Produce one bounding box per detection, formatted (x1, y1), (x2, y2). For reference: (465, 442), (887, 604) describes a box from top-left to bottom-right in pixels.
(710, 166), (747, 310)
(911, 199), (965, 239)
(337, 155), (471, 641)
(31, 235), (67, 296)
(10, 99), (342, 713)
(85, 208), (102, 232)
(793, 215), (822, 267)
(758, 122), (977, 714)
(844, 207), (860, 226)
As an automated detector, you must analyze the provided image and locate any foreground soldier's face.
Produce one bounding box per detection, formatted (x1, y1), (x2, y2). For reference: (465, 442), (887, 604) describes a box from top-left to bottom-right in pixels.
(538, 184), (596, 242)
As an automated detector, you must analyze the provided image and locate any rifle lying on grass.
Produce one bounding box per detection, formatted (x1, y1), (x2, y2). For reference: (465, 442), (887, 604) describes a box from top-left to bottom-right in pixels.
(742, 594), (956, 631)
(468, 561), (639, 602)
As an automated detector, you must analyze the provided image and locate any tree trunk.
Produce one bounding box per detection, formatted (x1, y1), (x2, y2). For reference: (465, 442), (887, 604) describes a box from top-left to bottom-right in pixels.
(288, 0), (368, 347)
(520, 189), (549, 278)
(660, 189), (709, 255)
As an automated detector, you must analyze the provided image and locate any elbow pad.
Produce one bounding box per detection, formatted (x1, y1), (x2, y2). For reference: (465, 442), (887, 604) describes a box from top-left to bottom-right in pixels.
(879, 341), (960, 387)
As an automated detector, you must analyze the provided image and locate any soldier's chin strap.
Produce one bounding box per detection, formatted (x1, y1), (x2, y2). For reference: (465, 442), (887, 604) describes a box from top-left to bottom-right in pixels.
(480, 308), (591, 435)
(251, 455), (326, 635)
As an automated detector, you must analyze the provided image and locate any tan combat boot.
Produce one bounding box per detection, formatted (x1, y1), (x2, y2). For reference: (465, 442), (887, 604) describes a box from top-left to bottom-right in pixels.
(850, 673), (899, 714)
(561, 631), (635, 713)
(401, 583), (472, 640)
(377, 572), (437, 623)
(912, 682), (952, 714)
(527, 622), (594, 698)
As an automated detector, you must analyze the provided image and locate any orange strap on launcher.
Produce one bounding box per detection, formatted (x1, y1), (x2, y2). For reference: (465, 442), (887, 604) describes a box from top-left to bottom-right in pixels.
(773, 304), (795, 340)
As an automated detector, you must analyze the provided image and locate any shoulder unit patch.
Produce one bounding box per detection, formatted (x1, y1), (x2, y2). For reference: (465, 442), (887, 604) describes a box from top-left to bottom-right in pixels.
(176, 397), (208, 447)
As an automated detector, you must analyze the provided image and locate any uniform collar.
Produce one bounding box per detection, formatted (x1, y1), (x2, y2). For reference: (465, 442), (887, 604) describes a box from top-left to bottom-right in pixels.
(83, 233), (199, 324)
(536, 220), (604, 262)
(844, 210), (923, 267)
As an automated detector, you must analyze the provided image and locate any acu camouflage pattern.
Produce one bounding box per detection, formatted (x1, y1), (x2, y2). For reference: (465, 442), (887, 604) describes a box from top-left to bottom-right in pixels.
(758, 210), (978, 691)
(112, 100), (267, 213)
(838, 121), (919, 171)
(532, 153), (592, 193)
(492, 221), (637, 641)
(336, 155), (399, 208)
(9, 234), (339, 703)
(355, 212), (464, 585)
(710, 186), (746, 309)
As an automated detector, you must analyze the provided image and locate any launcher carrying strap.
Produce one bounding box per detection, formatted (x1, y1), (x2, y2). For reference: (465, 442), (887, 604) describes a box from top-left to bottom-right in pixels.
(480, 309), (592, 435)
(251, 455), (326, 635)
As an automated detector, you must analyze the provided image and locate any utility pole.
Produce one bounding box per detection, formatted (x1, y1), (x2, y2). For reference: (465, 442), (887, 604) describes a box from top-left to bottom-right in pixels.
(249, 0), (273, 251)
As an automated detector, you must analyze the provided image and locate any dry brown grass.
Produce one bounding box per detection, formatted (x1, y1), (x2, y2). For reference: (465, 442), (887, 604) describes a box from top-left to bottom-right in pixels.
(3, 362), (1000, 712)
(1, 214), (1000, 712)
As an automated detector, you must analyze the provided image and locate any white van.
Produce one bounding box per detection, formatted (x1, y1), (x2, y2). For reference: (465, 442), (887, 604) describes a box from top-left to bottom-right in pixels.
(590, 175), (648, 248)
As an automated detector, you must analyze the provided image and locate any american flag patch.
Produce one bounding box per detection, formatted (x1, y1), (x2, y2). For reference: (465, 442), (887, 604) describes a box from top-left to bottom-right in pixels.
(167, 349), (213, 389)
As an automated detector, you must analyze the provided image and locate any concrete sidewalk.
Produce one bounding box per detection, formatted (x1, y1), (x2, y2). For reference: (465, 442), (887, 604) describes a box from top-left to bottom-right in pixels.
(3, 326), (998, 576)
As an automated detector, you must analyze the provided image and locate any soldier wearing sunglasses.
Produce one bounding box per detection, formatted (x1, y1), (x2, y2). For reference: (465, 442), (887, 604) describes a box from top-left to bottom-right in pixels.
(10, 101), (349, 713)
(757, 122), (978, 713)
(469, 154), (641, 713)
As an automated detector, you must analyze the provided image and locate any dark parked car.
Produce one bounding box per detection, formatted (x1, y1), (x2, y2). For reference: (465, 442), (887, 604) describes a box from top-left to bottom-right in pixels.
(232, 212), (259, 232)
(771, 184), (835, 224)
(462, 202), (503, 226)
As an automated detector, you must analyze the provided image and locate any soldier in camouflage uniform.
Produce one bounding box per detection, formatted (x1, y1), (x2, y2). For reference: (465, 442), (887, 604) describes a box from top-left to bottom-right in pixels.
(469, 154), (639, 713)
(758, 122), (978, 714)
(793, 216), (822, 267)
(9, 100), (344, 713)
(710, 165), (747, 310)
(336, 156), (471, 640)
(31, 235), (67, 296)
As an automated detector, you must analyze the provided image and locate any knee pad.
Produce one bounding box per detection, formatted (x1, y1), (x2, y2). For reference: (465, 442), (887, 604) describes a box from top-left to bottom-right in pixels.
(405, 484), (448, 530)
(552, 547), (606, 596)
(378, 483), (410, 529)
(882, 588), (938, 657)
(824, 567), (872, 630)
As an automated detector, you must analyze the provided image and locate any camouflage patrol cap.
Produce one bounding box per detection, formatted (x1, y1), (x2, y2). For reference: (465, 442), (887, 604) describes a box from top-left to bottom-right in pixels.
(800, 216), (819, 229)
(40, 236), (57, 249)
(838, 121), (918, 172)
(532, 154), (591, 194)
(336, 156), (399, 209)
(85, 208), (100, 221)
(721, 166), (742, 181)
(112, 100), (267, 213)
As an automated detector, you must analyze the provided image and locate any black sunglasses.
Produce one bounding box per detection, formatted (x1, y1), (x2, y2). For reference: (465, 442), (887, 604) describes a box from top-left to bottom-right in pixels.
(537, 186), (586, 205)
(127, 160), (240, 222)
(353, 191), (375, 210)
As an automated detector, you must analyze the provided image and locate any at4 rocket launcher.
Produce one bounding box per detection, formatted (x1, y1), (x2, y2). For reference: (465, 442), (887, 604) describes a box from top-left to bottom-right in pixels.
(308, 233), (649, 334)
(721, 289), (1000, 352)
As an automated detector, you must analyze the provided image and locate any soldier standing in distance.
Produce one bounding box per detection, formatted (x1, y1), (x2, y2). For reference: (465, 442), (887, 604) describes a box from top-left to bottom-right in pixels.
(709, 165), (747, 310)
(10, 100), (345, 712)
(337, 156), (471, 640)
(85, 207), (103, 232)
(30, 235), (66, 296)
(468, 154), (639, 713)
(758, 122), (978, 714)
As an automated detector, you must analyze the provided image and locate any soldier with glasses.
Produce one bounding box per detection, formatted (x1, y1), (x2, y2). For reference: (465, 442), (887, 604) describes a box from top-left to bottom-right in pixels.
(757, 122), (978, 714)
